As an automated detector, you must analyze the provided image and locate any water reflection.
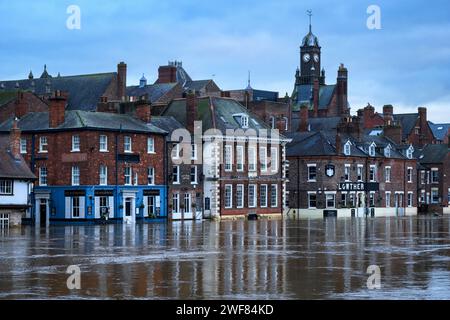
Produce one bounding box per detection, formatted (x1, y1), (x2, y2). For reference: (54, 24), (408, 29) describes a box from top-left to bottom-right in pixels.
(0, 217), (449, 299)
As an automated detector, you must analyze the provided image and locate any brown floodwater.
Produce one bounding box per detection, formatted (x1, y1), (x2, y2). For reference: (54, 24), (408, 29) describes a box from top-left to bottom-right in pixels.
(1, 216), (450, 299)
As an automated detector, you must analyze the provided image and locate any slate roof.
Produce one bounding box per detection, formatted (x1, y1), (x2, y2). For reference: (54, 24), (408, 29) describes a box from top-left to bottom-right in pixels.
(184, 80), (212, 91)
(287, 129), (409, 159)
(162, 96), (286, 139)
(0, 72), (116, 111)
(126, 83), (177, 103)
(0, 111), (167, 134)
(291, 116), (341, 132)
(416, 144), (449, 164)
(0, 91), (17, 107)
(393, 113), (418, 139)
(0, 136), (36, 180)
(429, 122), (450, 141)
(150, 116), (184, 133)
(291, 84), (336, 111)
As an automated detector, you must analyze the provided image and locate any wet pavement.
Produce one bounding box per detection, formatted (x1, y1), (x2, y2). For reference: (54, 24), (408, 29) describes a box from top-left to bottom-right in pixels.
(1, 216), (450, 299)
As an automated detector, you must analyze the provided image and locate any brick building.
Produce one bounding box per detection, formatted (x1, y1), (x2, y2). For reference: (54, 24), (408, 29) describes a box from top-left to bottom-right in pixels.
(286, 113), (417, 218)
(161, 92), (291, 219)
(416, 143), (450, 214)
(0, 122), (36, 227)
(0, 91), (170, 224)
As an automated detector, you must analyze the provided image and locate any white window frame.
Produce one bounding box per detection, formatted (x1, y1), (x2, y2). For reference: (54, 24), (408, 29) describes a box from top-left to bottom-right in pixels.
(385, 166), (391, 183)
(147, 137), (155, 153)
(307, 164), (317, 182)
(248, 146), (257, 172)
(172, 193), (180, 213)
(20, 138), (27, 154)
(133, 172), (138, 185)
(308, 191), (317, 209)
(124, 136), (132, 153)
(173, 165), (180, 184)
(236, 145), (244, 172)
(72, 196), (80, 218)
(344, 164), (351, 182)
(184, 193), (192, 213)
(431, 168), (439, 184)
(407, 192), (413, 207)
(325, 192), (336, 208)
(124, 167), (132, 185)
(191, 143), (197, 160)
(260, 184), (268, 207)
(99, 135), (108, 152)
(369, 143), (376, 157)
(271, 147), (278, 173)
(369, 191), (376, 207)
(172, 143), (180, 159)
(39, 136), (48, 153)
(39, 167), (47, 186)
(224, 184), (233, 209)
(344, 141), (351, 156)
(236, 184), (244, 208)
(248, 184), (257, 208)
(224, 145), (233, 172)
(431, 188), (439, 204)
(369, 165), (376, 182)
(270, 184), (278, 208)
(407, 167), (413, 183)
(0, 180), (13, 195)
(190, 165), (197, 184)
(99, 165), (107, 186)
(385, 191), (391, 208)
(260, 146), (267, 172)
(71, 135), (80, 152)
(406, 146), (414, 159)
(72, 166), (80, 186)
(148, 167), (155, 185)
(384, 145), (391, 158)
(357, 164), (364, 182)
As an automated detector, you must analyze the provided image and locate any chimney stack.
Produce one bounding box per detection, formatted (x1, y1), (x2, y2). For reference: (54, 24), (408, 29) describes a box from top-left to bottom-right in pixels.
(363, 103), (375, 129)
(49, 90), (66, 128)
(14, 91), (27, 119)
(336, 64), (348, 117)
(299, 105), (309, 132)
(383, 105), (394, 125)
(10, 118), (21, 159)
(186, 90), (197, 133)
(418, 107), (427, 132)
(156, 64), (177, 84)
(313, 78), (319, 117)
(135, 97), (152, 123)
(117, 62), (127, 101)
(383, 122), (403, 145)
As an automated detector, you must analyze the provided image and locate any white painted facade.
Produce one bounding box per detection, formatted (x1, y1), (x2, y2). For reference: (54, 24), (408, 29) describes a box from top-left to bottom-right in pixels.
(0, 180), (31, 206)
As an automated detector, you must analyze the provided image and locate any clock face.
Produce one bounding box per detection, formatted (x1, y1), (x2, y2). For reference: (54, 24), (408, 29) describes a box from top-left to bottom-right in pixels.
(303, 53), (311, 62)
(314, 54), (319, 62)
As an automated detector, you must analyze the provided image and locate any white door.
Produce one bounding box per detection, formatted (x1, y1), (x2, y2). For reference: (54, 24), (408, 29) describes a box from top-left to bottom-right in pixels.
(123, 197), (135, 223)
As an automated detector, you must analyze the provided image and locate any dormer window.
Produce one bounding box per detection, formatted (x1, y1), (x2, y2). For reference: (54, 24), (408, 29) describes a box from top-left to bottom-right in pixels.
(384, 145), (391, 158)
(233, 113), (249, 128)
(344, 141), (351, 156)
(406, 146), (414, 159)
(369, 143), (376, 157)
(241, 115), (249, 128)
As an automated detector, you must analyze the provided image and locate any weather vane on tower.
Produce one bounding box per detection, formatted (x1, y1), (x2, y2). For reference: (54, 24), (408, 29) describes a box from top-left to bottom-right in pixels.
(307, 10), (312, 32)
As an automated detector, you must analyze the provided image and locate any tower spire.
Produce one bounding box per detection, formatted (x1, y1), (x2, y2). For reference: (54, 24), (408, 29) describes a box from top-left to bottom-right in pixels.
(246, 70), (252, 90)
(307, 10), (312, 32)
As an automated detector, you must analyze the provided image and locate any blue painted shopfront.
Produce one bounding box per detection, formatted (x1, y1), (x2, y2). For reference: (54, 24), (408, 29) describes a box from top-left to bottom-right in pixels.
(32, 185), (167, 224)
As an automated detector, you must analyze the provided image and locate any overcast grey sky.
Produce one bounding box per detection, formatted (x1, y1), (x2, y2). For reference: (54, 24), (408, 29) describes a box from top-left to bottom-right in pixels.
(0, 0), (449, 122)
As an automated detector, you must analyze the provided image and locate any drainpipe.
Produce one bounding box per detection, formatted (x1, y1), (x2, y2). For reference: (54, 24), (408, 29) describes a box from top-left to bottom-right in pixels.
(164, 137), (169, 222)
(115, 126), (120, 221)
(31, 134), (36, 224)
(297, 158), (300, 212)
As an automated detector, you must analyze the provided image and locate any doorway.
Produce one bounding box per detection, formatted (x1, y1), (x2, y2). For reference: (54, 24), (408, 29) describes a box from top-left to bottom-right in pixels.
(125, 198), (132, 217)
(39, 199), (47, 227)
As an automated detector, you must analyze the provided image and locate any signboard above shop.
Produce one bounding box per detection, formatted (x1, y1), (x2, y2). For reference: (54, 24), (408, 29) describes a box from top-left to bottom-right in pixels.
(337, 182), (379, 192)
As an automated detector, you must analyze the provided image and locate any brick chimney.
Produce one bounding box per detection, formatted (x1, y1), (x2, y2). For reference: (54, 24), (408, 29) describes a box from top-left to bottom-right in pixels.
(363, 103), (375, 129)
(186, 90), (197, 133)
(336, 64), (348, 117)
(275, 117), (287, 133)
(135, 98), (151, 123)
(117, 61), (127, 101)
(335, 133), (342, 155)
(313, 78), (319, 117)
(383, 105), (394, 125)
(10, 118), (21, 159)
(418, 107), (427, 133)
(298, 105), (309, 132)
(383, 122), (403, 145)
(14, 91), (28, 119)
(156, 65), (177, 84)
(49, 90), (66, 128)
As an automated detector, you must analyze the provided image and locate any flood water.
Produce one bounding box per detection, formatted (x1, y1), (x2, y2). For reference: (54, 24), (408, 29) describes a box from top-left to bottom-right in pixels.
(1, 216), (450, 300)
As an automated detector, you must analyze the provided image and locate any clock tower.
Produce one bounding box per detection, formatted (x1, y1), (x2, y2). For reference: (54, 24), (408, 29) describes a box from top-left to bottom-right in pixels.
(296, 11), (325, 85)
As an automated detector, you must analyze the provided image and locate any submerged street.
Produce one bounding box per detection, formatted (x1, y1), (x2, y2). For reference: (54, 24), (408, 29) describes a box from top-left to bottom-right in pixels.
(1, 216), (450, 299)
